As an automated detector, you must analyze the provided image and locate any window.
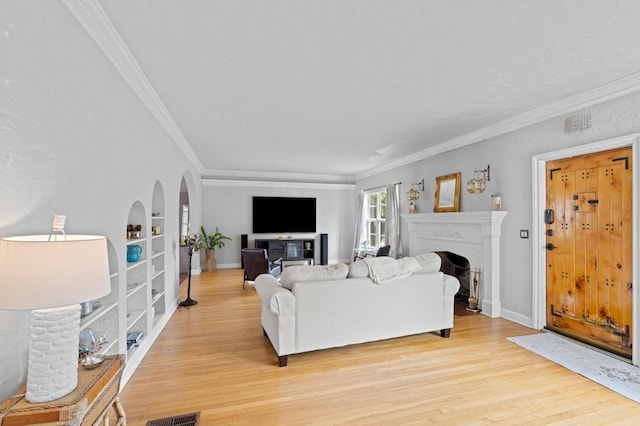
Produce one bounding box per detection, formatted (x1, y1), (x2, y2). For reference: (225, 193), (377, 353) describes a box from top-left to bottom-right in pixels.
(364, 189), (386, 247)
(180, 203), (190, 245)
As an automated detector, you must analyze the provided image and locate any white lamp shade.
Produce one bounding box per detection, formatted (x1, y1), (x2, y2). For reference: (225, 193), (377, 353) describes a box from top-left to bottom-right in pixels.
(0, 235), (111, 310)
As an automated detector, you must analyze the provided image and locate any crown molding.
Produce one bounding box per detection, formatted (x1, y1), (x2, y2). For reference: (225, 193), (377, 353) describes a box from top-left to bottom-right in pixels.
(62, 0), (204, 173)
(201, 178), (356, 191)
(357, 71), (640, 179)
(202, 168), (355, 185)
(61, 1), (640, 183)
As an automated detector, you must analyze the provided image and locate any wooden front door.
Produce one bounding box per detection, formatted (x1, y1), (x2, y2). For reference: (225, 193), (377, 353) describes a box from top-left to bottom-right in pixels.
(545, 146), (633, 357)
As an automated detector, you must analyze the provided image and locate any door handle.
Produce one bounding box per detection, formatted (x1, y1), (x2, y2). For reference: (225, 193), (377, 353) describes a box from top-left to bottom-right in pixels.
(545, 243), (555, 251)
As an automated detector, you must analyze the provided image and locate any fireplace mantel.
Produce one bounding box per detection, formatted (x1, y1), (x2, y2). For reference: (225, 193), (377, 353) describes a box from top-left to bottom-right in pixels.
(402, 211), (508, 318)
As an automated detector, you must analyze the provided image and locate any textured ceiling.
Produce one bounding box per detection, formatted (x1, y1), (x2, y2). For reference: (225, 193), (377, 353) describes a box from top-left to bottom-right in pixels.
(95, 0), (640, 182)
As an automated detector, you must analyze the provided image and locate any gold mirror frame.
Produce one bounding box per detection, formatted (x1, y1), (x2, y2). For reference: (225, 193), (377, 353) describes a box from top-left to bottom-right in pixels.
(433, 172), (461, 212)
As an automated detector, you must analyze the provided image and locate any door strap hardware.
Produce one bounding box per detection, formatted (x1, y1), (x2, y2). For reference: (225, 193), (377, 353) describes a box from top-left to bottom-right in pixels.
(549, 168), (562, 180)
(588, 199), (599, 204)
(573, 194), (579, 200)
(573, 205), (579, 211)
(613, 325), (630, 347)
(546, 243), (555, 251)
(612, 156), (629, 170)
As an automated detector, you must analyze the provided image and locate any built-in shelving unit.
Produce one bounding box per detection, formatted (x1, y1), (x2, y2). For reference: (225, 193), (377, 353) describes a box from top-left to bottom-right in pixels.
(80, 181), (174, 386)
(150, 182), (166, 328)
(80, 241), (120, 357)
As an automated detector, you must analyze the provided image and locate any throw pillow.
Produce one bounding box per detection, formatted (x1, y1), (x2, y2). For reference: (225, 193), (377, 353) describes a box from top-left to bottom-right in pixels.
(348, 260), (369, 278)
(413, 252), (442, 273)
(280, 263), (349, 290)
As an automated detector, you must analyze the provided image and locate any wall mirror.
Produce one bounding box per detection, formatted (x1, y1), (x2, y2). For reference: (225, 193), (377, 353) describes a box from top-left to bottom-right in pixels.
(434, 172), (461, 212)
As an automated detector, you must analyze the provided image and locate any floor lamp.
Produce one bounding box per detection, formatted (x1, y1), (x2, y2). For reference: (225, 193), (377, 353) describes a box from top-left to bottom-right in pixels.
(180, 234), (201, 307)
(0, 216), (110, 402)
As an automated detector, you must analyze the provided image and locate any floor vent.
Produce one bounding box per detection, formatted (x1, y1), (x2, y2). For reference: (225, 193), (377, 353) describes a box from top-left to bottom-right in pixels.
(146, 412), (200, 426)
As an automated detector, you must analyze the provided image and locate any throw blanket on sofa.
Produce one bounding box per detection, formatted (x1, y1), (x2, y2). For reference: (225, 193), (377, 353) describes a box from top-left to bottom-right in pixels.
(362, 256), (421, 284)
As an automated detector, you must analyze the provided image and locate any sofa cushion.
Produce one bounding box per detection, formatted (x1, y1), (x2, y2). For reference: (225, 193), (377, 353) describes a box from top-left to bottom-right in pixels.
(348, 260), (369, 278)
(280, 263), (349, 290)
(413, 252), (442, 273)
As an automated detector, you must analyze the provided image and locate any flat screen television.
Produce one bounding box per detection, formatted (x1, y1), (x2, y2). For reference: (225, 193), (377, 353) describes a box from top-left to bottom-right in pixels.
(252, 196), (316, 233)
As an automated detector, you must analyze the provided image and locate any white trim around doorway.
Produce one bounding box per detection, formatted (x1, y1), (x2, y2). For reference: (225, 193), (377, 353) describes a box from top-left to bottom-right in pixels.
(531, 133), (640, 366)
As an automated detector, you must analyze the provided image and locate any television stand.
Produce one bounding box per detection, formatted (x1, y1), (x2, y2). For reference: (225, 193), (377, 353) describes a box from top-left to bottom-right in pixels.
(255, 238), (315, 265)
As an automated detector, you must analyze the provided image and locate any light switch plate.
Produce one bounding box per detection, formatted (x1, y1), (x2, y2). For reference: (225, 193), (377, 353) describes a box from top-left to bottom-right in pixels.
(520, 230), (529, 239)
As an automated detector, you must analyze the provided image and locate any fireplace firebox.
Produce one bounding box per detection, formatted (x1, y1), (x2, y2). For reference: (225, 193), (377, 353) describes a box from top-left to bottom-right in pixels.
(435, 251), (470, 301)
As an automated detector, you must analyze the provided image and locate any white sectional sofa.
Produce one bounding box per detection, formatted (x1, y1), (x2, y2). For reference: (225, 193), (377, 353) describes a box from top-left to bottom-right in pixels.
(254, 254), (460, 366)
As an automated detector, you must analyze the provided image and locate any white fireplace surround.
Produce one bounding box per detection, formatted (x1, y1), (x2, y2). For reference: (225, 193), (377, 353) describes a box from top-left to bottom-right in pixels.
(402, 211), (508, 318)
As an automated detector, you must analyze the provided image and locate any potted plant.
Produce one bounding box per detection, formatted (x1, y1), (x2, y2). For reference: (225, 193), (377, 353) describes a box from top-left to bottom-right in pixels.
(199, 226), (231, 271)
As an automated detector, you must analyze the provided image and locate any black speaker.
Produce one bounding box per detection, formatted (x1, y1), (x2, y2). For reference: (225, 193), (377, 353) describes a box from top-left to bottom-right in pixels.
(241, 234), (248, 267)
(320, 233), (328, 265)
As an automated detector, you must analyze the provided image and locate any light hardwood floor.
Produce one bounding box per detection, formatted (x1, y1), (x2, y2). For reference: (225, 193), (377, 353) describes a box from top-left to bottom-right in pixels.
(117, 269), (640, 425)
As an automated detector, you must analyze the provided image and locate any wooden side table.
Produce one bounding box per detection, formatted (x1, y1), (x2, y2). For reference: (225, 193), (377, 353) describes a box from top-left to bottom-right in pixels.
(0, 355), (126, 426)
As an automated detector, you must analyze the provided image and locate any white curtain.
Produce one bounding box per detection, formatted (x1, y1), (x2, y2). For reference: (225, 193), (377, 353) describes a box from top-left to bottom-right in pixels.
(352, 190), (365, 257)
(386, 183), (402, 258)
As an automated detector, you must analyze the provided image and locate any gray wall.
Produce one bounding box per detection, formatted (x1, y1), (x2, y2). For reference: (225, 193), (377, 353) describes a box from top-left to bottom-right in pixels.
(0, 2), (201, 401)
(201, 181), (357, 267)
(358, 90), (640, 327)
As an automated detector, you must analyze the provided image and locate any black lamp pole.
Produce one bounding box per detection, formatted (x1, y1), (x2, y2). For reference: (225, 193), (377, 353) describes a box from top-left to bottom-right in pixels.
(180, 243), (198, 307)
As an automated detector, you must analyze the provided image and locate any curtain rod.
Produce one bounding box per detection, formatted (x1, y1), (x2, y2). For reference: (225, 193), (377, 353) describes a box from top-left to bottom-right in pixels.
(362, 181), (402, 192)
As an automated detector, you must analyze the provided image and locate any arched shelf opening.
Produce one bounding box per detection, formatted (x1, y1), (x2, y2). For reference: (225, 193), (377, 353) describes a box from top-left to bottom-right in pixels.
(150, 181), (166, 326)
(125, 200), (148, 357)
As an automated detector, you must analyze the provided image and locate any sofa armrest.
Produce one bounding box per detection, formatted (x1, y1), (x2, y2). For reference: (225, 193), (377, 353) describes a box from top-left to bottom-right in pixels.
(443, 274), (460, 296)
(255, 274), (296, 315)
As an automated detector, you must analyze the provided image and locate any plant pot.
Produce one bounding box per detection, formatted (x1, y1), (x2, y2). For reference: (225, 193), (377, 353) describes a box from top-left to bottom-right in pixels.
(203, 248), (217, 271)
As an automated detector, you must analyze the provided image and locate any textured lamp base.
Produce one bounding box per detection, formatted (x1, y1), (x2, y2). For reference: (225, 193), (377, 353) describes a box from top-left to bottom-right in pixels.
(26, 304), (81, 403)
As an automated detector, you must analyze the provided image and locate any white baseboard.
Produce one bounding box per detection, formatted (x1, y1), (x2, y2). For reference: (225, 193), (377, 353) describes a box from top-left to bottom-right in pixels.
(500, 308), (534, 329)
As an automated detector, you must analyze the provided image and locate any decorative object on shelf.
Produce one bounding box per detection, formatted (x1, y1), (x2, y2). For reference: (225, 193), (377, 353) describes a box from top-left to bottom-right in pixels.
(152, 226), (160, 235)
(180, 233), (202, 307)
(491, 193), (503, 211)
(434, 172), (462, 212)
(199, 226), (231, 272)
(466, 268), (481, 313)
(127, 224), (142, 239)
(0, 215), (110, 402)
(80, 300), (94, 317)
(406, 178), (424, 214)
(127, 244), (142, 262)
(80, 353), (106, 370)
(466, 164), (490, 194)
(79, 327), (98, 356)
(126, 330), (145, 356)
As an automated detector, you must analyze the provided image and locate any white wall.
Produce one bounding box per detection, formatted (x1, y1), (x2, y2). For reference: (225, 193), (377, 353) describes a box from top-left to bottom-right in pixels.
(0, 2), (201, 401)
(359, 90), (640, 327)
(201, 181), (357, 267)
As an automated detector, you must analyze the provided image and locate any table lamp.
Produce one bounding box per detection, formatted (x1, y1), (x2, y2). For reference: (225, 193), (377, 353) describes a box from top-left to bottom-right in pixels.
(0, 215), (110, 402)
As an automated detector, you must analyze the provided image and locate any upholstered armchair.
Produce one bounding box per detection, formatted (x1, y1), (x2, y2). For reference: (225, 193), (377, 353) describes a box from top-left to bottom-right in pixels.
(353, 244), (391, 261)
(241, 248), (283, 289)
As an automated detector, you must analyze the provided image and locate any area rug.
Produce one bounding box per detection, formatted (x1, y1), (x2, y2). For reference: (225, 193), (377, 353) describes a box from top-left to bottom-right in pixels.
(507, 332), (640, 403)
(146, 411), (200, 426)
